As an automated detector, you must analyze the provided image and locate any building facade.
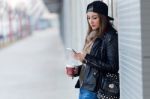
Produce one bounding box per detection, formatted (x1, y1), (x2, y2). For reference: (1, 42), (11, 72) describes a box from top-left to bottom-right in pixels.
(60, 0), (150, 99)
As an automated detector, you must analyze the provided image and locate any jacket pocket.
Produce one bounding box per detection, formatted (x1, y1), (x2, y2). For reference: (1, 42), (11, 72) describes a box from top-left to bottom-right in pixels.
(85, 68), (99, 85)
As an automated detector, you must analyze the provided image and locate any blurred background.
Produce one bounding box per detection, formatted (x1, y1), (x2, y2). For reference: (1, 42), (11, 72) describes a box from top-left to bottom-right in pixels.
(0, 0), (150, 99)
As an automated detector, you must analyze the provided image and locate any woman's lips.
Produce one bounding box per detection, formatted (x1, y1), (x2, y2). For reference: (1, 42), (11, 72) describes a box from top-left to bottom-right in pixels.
(91, 25), (96, 28)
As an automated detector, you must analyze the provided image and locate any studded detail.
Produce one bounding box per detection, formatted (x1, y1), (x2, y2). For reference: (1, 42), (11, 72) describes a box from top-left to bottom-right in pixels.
(106, 73), (118, 80)
(97, 73), (120, 99)
(100, 94), (119, 99)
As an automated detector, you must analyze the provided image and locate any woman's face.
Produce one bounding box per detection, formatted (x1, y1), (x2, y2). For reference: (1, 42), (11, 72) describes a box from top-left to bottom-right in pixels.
(87, 12), (100, 30)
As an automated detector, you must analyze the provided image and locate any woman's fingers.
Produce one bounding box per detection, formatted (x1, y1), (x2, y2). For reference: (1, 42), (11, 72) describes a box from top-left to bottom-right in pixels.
(72, 52), (86, 62)
(74, 67), (78, 74)
(73, 53), (79, 60)
(67, 74), (74, 77)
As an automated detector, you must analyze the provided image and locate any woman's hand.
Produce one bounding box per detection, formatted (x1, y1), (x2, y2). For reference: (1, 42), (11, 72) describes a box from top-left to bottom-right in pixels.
(66, 67), (79, 77)
(73, 52), (86, 62)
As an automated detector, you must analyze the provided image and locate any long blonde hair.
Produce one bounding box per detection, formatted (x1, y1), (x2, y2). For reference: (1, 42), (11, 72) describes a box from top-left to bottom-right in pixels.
(83, 13), (112, 53)
(87, 14), (109, 38)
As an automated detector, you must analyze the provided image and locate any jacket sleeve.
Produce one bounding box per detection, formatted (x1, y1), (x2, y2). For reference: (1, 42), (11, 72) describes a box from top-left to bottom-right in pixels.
(84, 36), (119, 73)
(73, 64), (82, 77)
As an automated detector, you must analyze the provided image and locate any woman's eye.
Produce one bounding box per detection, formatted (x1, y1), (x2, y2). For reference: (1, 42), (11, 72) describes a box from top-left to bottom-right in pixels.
(93, 17), (97, 19)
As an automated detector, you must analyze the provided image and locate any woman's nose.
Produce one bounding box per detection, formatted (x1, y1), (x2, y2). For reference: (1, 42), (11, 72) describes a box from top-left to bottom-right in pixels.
(89, 19), (93, 24)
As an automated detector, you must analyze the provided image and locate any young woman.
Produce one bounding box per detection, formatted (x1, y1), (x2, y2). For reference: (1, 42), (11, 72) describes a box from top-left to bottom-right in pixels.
(66, 1), (119, 99)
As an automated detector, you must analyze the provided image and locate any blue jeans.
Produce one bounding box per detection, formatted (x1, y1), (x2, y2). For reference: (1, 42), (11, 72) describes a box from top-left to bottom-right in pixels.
(79, 88), (98, 99)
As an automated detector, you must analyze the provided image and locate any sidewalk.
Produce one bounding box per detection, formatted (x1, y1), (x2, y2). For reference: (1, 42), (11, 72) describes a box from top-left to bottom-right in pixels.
(0, 28), (78, 99)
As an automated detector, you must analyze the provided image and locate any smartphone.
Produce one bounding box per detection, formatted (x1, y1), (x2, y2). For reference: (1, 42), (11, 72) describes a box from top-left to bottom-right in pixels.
(66, 48), (77, 53)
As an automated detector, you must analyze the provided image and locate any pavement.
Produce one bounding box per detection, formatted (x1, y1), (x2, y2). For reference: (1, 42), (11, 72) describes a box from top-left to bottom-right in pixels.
(0, 28), (78, 99)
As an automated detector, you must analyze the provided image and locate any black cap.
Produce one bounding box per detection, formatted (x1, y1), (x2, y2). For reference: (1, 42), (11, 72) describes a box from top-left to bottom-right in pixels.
(86, 1), (114, 20)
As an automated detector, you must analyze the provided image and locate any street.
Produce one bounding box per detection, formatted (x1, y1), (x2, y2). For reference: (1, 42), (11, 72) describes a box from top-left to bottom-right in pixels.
(0, 28), (78, 99)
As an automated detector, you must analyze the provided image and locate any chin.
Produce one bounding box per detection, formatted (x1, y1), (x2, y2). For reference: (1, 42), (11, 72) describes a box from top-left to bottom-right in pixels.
(92, 28), (98, 30)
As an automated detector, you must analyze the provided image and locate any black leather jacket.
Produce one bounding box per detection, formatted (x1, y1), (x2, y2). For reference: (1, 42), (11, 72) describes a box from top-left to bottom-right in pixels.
(75, 28), (119, 92)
